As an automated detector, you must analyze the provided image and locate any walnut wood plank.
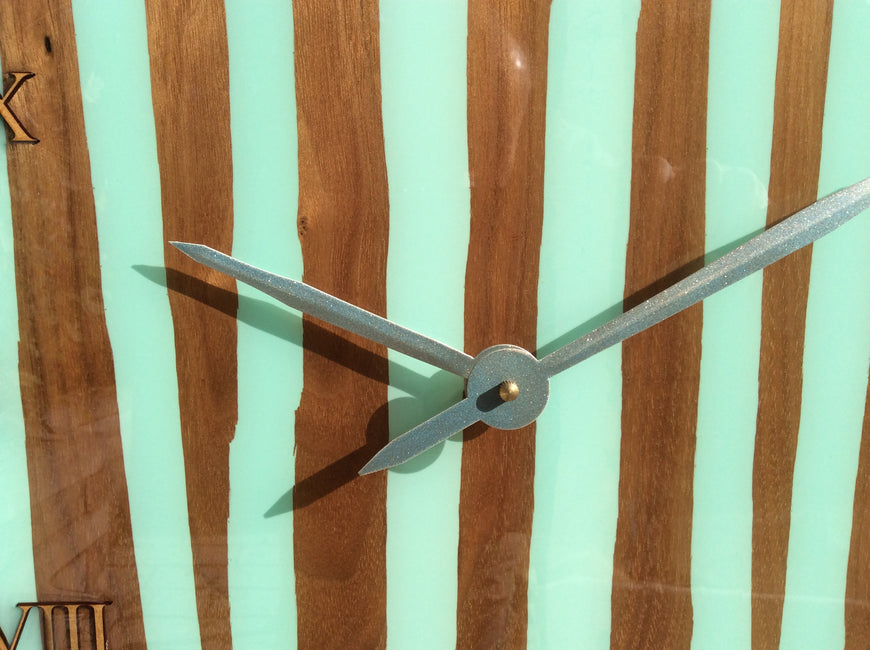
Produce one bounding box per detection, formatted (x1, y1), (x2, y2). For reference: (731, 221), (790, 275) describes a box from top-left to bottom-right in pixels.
(751, 4), (832, 648)
(611, 3), (710, 648)
(290, 2), (390, 647)
(458, 2), (551, 648)
(143, 2), (237, 647)
(846, 369), (870, 648)
(0, 1), (146, 647)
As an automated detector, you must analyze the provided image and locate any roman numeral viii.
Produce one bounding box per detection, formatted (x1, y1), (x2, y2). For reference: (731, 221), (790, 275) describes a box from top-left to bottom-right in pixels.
(0, 602), (109, 650)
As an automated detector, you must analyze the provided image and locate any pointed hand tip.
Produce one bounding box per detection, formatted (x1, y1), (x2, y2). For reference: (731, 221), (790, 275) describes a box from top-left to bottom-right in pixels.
(169, 240), (193, 254)
(358, 458), (387, 476)
(169, 242), (217, 263)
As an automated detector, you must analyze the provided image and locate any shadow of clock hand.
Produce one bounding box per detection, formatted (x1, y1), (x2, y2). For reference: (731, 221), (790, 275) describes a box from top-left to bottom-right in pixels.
(270, 401), (391, 514)
(136, 265), (435, 397)
(533, 299), (625, 359)
(136, 265), (464, 509)
(267, 373), (463, 515)
(380, 372), (466, 474)
(533, 230), (763, 358)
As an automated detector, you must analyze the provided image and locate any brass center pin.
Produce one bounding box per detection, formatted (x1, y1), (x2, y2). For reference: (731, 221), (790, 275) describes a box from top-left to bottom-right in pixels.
(499, 380), (520, 402)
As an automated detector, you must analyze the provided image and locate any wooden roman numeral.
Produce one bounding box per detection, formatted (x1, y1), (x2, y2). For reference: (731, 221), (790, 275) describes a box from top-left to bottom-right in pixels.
(0, 72), (38, 143)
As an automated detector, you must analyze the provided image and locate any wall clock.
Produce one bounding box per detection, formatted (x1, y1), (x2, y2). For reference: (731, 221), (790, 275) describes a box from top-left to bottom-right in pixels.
(1, 1), (868, 649)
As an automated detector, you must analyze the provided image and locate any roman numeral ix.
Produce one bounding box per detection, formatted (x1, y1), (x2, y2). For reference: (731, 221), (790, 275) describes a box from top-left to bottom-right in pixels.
(0, 72), (38, 144)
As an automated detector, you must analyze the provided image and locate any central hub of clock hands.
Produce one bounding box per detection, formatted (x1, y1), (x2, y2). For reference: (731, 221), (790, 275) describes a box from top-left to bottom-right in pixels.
(171, 176), (870, 474)
(466, 345), (549, 429)
(358, 344), (550, 474)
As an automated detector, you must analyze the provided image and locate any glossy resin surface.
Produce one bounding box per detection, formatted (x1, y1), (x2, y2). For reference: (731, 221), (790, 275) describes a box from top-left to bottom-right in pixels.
(1, 1), (869, 648)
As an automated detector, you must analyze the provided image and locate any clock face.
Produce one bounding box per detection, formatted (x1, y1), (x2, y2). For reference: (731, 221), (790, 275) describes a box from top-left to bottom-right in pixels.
(1, 1), (869, 649)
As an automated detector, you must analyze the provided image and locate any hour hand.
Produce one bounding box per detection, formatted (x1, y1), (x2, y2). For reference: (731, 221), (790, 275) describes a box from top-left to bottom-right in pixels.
(359, 396), (482, 474)
(360, 344), (550, 473)
(170, 242), (475, 378)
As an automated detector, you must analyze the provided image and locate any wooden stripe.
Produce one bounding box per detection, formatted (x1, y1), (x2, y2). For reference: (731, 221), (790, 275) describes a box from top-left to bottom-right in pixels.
(0, 2), (146, 646)
(751, 3), (832, 647)
(846, 368), (870, 648)
(458, 2), (551, 647)
(611, 3), (710, 648)
(143, 2), (237, 647)
(290, 2), (389, 647)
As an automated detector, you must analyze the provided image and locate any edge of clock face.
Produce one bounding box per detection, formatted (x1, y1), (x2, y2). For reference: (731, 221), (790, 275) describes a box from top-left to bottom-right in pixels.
(1, 1), (869, 649)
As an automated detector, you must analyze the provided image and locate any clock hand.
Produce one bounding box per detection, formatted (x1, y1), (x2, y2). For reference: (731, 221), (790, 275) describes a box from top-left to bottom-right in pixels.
(538, 176), (870, 378)
(361, 177), (870, 474)
(360, 344), (548, 474)
(170, 242), (475, 378)
(359, 396), (482, 474)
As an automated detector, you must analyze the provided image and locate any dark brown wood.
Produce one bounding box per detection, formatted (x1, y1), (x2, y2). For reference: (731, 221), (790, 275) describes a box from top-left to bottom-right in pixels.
(0, 1), (146, 647)
(845, 368), (870, 648)
(611, 3), (710, 648)
(458, 2), (551, 648)
(751, 3), (833, 648)
(143, 2), (237, 647)
(291, 2), (390, 647)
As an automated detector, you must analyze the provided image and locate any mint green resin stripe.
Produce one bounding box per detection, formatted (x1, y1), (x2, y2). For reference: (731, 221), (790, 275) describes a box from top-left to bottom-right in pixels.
(69, 1), (201, 647)
(0, 54), (39, 650)
(780, 3), (870, 647)
(380, 1), (469, 647)
(530, 2), (639, 647)
(692, 3), (779, 649)
(224, 1), (299, 647)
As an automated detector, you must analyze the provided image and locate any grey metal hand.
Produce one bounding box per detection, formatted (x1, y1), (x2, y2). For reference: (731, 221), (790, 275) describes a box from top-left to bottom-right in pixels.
(170, 242), (475, 378)
(360, 176), (870, 473)
(360, 397), (482, 474)
(538, 176), (870, 377)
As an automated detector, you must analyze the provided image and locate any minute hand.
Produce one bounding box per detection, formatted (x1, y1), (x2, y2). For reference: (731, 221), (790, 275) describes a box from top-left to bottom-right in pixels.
(539, 177), (870, 378)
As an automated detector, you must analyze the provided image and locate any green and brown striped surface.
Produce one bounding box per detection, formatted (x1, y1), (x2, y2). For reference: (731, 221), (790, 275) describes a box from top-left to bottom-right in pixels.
(0, 1), (868, 648)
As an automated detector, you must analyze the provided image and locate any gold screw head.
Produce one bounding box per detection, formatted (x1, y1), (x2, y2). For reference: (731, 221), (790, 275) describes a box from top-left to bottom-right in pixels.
(499, 380), (520, 402)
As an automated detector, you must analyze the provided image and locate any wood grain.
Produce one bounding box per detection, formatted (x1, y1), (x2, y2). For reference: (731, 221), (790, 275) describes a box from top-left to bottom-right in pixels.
(611, 3), (710, 648)
(458, 2), (551, 647)
(143, 2), (237, 647)
(751, 3), (833, 648)
(0, 1), (146, 647)
(291, 2), (390, 647)
(845, 368), (870, 648)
